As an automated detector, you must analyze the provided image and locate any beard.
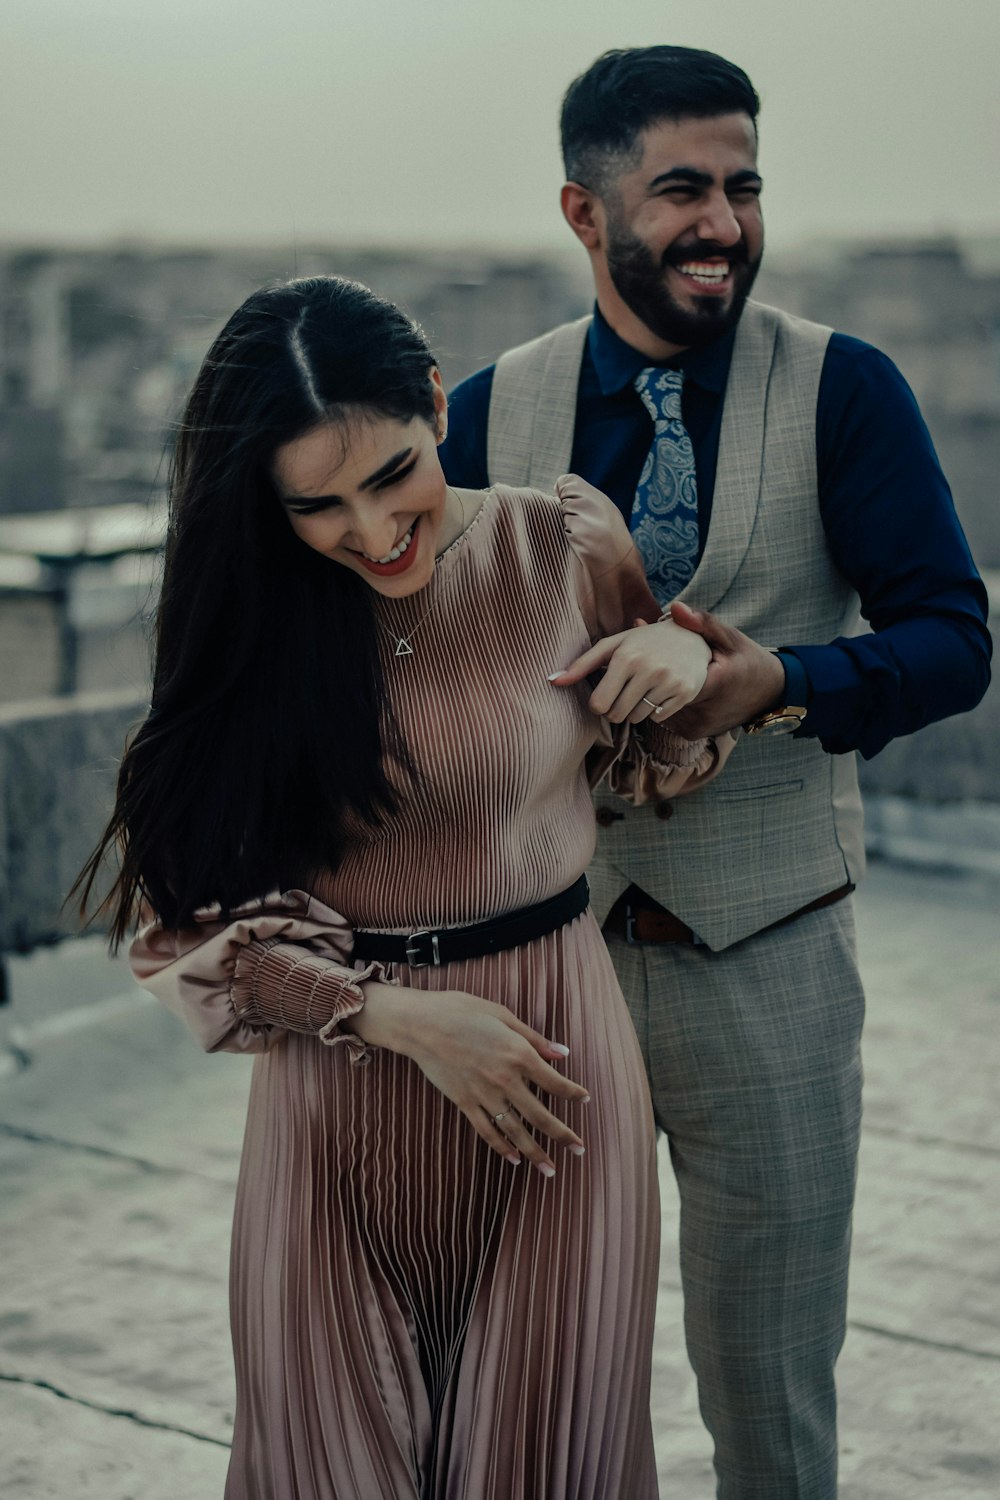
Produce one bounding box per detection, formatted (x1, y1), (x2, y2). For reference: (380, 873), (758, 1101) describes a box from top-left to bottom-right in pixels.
(605, 220), (762, 350)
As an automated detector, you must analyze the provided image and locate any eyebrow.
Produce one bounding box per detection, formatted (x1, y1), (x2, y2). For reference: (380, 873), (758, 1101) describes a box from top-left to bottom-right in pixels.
(282, 446), (415, 508)
(647, 167), (763, 192)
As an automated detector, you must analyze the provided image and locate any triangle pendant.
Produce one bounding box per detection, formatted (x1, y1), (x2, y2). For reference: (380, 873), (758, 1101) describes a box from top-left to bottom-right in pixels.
(394, 639), (414, 657)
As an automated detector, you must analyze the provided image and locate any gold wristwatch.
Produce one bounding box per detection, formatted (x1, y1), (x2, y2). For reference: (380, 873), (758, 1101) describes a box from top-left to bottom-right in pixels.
(742, 650), (808, 736)
(742, 705), (808, 736)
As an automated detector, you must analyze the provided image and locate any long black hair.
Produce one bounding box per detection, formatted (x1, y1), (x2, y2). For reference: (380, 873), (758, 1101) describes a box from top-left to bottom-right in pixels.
(78, 276), (436, 945)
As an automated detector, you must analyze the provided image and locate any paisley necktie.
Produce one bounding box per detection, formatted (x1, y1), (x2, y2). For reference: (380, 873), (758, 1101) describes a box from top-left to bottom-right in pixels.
(630, 367), (700, 606)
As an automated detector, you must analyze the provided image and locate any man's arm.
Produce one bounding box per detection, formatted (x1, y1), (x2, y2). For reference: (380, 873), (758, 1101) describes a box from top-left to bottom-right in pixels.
(646, 341), (992, 755)
(439, 364), (495, 489)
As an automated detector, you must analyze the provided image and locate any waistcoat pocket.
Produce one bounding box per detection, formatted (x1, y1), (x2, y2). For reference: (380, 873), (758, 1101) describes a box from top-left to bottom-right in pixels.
(711, 778), (804, 804)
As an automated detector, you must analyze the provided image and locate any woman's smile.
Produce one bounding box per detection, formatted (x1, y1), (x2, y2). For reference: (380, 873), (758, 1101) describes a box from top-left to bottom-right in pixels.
(351, 518), (421, 575)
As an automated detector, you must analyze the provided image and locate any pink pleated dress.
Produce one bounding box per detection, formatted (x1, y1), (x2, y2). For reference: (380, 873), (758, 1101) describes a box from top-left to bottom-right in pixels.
(131, 478), (722, 1499)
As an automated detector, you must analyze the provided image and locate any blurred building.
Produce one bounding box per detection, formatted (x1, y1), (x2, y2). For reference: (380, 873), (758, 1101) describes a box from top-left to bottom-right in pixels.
(0, 244), (588, 703)
(0, 244), (588, 519)
(0, 236), (996, 708)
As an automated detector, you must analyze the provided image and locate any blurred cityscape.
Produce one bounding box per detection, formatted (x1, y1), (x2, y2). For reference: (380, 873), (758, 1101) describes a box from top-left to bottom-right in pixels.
(1, 242), (997, 1499)
(0, 235), (998, 704)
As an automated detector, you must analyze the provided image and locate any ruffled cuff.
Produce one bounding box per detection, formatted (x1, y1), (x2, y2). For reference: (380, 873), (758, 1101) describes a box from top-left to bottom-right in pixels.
(130, 888), (387, 1056)
(590, 724), (735, 804)
(230, 938), (391, 1063)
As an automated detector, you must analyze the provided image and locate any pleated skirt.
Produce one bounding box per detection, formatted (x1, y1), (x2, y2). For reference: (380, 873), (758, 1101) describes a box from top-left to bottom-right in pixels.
(225, 911), (660, 1499)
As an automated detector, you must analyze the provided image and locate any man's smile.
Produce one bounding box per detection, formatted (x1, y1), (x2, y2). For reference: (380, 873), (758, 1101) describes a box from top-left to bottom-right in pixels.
(672, 260), (734, 292)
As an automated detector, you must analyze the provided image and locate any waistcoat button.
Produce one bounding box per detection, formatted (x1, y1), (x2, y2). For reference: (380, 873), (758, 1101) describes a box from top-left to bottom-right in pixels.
(655, 800), (674, 821)
(595, 807), (620, 828)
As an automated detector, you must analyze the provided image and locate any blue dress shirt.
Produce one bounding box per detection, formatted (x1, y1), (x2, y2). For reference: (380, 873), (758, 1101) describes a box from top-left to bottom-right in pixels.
(440, 306), (991, 759)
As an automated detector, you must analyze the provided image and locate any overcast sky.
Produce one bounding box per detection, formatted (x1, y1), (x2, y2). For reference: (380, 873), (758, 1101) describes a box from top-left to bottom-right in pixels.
(2, 0), (997, 256)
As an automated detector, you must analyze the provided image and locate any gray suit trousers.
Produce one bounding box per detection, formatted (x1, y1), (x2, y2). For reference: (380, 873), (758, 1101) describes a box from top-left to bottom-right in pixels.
(607, 899), (864, 1500)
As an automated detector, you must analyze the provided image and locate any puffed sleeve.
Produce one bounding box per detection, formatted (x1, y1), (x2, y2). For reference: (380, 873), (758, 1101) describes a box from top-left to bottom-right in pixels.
(555, 472), (735, 803)
(556, 472), (662, 641)
(129, 889), (392, 1060)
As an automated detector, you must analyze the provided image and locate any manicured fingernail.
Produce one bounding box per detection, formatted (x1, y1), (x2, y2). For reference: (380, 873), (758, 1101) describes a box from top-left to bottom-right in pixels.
(568, 1144), (586, 1157)
(547, 671), (565, 682)
(580, 1095), (591, 1104)
(505, 1153), (521, 1166)
(538, 1162), (556, 1178)
(549, 1043), (570, 1057)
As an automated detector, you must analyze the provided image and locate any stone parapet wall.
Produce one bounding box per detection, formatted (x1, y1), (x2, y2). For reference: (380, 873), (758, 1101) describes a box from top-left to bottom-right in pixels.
(0, 691), (145, 953)
(0, 592), (63, 703)
(856, 685), (997, 803)
(0, 687), (996, 958)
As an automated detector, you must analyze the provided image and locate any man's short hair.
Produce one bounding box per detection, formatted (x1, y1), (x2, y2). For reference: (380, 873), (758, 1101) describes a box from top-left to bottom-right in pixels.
(561, 46), (761, 192)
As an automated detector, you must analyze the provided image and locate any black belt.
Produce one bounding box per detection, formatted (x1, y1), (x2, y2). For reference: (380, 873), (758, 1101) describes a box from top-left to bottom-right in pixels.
(351, 875), (590, 969)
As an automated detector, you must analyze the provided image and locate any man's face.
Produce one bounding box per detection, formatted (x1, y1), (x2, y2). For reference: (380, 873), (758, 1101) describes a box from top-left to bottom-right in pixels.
(598, 112), (764, 351)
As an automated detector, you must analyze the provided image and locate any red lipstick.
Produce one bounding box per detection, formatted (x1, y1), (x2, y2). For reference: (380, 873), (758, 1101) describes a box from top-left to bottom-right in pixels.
(353, 519), (421, 577)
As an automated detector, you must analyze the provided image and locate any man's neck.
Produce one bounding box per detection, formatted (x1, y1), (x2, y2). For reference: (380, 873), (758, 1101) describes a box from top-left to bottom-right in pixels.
(593, 291), (687, 363)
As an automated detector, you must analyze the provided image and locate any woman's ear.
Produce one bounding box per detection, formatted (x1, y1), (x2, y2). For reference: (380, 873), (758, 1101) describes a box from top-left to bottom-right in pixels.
(430, 367), (448, 443)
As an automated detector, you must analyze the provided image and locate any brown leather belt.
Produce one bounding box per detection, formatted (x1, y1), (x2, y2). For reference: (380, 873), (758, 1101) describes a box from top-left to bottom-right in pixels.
(605, 881), (855, 947)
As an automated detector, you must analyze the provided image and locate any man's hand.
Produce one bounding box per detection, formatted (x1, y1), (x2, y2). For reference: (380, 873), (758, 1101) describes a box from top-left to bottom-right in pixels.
(663, 600), (787, 738)
(549, 617), (711, 723)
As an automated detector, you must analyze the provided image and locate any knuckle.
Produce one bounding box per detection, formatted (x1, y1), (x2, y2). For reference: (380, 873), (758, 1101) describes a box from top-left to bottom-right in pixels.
(505, 1040), (534, 1070)
(495, 1033), (525, 1060)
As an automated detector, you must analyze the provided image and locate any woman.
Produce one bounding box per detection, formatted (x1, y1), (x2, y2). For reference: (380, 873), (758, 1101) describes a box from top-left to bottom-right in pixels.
(80, 276), (727, 1499)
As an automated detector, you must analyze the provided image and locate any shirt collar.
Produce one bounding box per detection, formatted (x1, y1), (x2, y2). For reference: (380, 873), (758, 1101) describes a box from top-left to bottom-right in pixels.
(587, 302), (735, 397)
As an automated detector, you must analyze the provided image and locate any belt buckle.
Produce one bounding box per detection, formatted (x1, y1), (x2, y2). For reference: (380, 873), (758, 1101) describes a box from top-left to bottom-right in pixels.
(404, 929), (442, 968)
(625, 904), (637, 946)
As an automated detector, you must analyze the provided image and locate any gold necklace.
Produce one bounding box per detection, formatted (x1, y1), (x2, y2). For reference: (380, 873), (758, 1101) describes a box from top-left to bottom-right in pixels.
(378, 488), (467, 659)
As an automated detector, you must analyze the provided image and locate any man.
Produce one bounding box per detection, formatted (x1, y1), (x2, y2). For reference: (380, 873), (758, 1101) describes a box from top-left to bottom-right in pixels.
(440, 45), (991, 1500)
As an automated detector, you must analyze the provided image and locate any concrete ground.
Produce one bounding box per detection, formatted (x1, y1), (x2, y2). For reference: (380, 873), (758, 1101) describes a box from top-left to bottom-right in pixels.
(0, 859), (997, 1499)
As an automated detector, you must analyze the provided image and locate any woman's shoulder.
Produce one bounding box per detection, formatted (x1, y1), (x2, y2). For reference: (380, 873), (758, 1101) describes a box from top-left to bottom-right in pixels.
(553, 473), (629, 539)
(477, 478), (635, 587)
(464, 480), (634, 594)
(487, 476), (627, 549)
(471, 482), (565, 555)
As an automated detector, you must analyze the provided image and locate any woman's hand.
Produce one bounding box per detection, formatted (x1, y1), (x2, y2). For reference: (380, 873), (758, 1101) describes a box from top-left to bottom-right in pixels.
(549, 617), (710, 724)
(348, 981), (589, 1176)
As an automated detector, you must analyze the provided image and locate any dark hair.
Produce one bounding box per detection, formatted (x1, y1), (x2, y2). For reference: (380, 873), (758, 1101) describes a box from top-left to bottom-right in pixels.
(560, 46), (760, 191)
(77, 276), (436, 945)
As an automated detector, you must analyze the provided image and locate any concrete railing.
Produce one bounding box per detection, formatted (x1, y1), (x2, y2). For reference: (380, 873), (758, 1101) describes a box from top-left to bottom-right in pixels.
(857, 688), (999, 804)
(0, 685), (996, 961)
(0, 690), (145, 954)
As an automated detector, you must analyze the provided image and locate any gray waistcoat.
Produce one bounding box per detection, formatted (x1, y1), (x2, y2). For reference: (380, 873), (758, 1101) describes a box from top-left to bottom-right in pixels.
(486, 301), (865, 950)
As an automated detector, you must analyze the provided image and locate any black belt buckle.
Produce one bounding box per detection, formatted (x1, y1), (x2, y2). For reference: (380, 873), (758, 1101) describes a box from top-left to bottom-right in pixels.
(404, 929), (442, 968)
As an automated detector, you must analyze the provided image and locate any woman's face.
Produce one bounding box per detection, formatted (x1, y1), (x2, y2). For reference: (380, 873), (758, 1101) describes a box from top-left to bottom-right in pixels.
(272, 374), (454, 599)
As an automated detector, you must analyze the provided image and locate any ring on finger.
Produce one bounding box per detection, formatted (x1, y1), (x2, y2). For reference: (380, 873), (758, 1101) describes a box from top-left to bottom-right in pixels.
(493, 1099), (512, 1125)
(641, 695), (664, 715)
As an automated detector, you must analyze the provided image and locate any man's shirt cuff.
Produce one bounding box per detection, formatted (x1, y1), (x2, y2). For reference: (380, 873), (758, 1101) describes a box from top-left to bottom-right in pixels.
(775, 650), (810, 714)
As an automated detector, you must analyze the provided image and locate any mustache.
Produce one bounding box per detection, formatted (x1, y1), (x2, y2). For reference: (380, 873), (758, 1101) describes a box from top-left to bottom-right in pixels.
(662, 240), (750, 268)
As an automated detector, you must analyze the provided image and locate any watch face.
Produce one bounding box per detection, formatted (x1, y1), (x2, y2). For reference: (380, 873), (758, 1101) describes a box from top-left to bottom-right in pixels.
(752, 712), (804, 736)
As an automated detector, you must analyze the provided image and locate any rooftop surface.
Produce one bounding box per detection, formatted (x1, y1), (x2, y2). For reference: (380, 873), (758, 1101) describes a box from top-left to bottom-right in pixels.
(1, 858), (997, 1499)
